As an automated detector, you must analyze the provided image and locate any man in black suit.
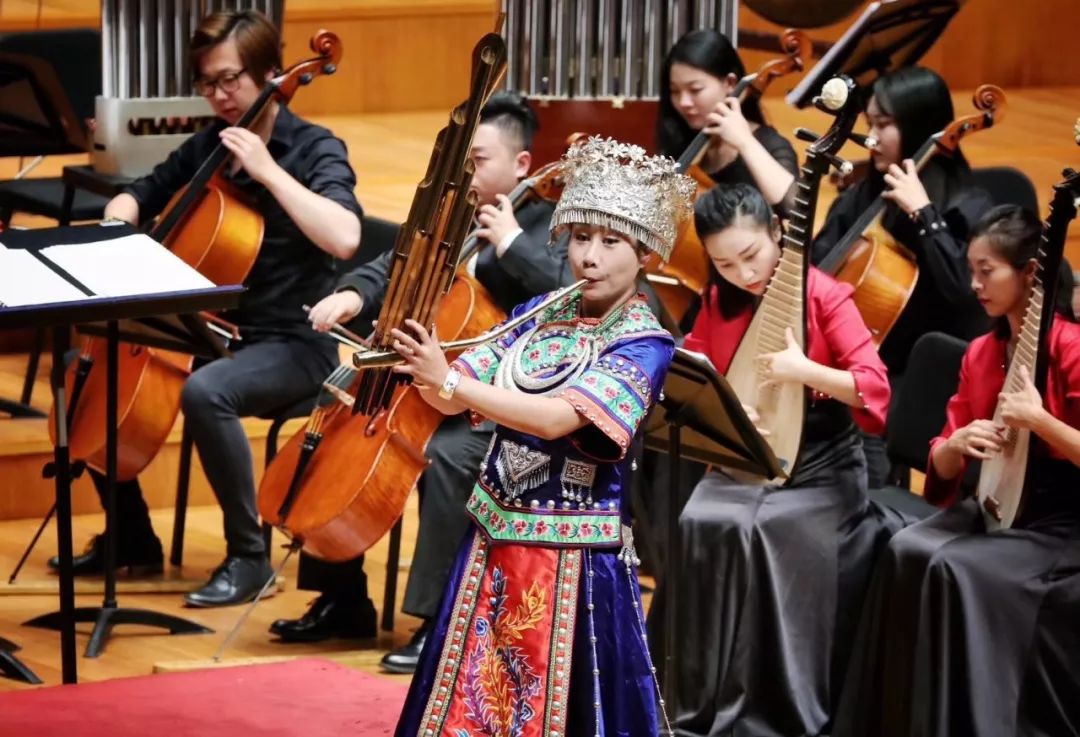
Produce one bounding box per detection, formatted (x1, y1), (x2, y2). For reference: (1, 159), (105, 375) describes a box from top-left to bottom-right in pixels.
(276, 94), (570, 669)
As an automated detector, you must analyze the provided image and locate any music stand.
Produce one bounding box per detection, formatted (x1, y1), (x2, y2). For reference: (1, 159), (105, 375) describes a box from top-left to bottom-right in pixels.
(6, 310), (234, 585)
(786, 0), (967, 108)
(642, 348), (783, 714)
(0, 224), (241, 682)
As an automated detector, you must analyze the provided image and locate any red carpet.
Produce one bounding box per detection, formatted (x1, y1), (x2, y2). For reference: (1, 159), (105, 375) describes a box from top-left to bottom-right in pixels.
(0, 658), (408, 736)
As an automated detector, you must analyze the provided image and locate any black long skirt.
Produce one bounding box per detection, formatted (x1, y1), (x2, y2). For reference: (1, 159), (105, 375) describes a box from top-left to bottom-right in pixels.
(834, 462), (1080, 737)
(652, 406), (901, 737)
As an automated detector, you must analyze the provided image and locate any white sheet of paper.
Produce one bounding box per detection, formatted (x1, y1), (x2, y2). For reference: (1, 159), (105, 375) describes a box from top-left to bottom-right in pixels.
(0, 247), (92, 306)
(40, 234), (216, 297)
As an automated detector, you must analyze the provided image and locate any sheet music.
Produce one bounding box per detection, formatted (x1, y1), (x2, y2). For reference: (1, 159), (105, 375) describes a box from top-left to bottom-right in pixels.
(40, 234), (216, 297)
(0, 245), (91, 306)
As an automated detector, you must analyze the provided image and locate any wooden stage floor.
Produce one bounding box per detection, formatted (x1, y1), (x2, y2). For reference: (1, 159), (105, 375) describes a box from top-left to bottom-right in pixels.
(0, 88), (1077, 690)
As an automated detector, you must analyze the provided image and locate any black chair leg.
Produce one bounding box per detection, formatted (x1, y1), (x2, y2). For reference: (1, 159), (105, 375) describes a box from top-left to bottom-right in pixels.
(265, 417), (286, 466)
(59, 184), (75, 226)
(170, 423), (194, 568)
(262, 417), (288, 561)
(381, 518), (402, 633)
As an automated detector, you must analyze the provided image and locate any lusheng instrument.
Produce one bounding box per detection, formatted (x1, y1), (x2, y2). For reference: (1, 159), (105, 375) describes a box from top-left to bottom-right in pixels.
(50, 32), (342, 481)
(725, 76), (861, 479)
(818, 85), (1006, 345)
(258, 32), (507, 561)
(351, 280), (586, 369)
(259, 150), (565, 560)
(977, 130), (1080, 530)
(645, 29), (812, 325)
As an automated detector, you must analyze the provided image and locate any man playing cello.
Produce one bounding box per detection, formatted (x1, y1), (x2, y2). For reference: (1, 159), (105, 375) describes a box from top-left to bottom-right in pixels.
(53, 9), (364, 609)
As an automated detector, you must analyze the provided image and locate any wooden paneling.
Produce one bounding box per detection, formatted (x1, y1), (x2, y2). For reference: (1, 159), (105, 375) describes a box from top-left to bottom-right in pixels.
(740, 0), (1080, 95)
(0, 1), (499, 115)
(0, 0), (96, 30)
(282, 0), (498, 115)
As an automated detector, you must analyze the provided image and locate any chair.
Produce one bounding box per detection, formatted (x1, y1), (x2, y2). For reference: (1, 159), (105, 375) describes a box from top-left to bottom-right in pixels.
(868, 332), (970, 520)
(169, 395), (317, 567)
(971, 166), (1039, 213)
(346, 215), (400, 269)
(0, 29), (105, 226)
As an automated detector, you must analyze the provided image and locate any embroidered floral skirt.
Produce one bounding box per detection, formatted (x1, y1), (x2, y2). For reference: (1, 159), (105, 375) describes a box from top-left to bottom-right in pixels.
(395, 530), (660, 737)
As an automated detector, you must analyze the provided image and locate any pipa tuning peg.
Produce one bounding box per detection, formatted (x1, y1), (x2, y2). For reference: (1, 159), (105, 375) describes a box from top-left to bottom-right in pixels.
(849, 132), (877, 149)
(827, 154), (854, 177)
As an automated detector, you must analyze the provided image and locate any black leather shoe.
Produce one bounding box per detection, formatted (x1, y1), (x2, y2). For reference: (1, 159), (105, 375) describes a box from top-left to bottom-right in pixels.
(379, 620), (430, 674)
(184, 555), (274, 608)
(47, 533), (164, 577)
(270, 594), (377, 642)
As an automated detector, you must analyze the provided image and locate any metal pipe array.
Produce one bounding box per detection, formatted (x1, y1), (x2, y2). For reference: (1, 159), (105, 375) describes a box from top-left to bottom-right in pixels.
(501, 0), (738, 99)
(100, 0), (285, 99)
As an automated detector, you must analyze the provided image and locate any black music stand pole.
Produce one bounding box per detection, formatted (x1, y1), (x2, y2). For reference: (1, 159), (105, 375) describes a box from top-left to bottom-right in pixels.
(50, 323), (78, 683)
(662, 411), (688, 714)
(643, 349), (785, 721)
(4, 323), (82, 683)
(27, 321), (213, 657)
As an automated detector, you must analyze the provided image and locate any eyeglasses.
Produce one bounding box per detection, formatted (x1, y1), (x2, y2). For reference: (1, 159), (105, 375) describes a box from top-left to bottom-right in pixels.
(194, 69), (246, 97)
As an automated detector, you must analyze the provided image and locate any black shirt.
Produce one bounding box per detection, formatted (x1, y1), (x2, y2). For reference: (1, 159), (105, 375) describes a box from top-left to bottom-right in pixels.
(125, 104), (363, 342)
(708, 125), (798, 214)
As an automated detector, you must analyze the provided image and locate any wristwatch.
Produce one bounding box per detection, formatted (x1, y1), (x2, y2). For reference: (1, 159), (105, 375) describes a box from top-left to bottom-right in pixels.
(438, 367), (462, 400)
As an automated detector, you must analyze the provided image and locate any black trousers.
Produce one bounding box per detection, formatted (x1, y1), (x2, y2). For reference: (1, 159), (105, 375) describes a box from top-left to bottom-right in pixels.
(94, 335), (337, 557)
(295, 552), (369, 602)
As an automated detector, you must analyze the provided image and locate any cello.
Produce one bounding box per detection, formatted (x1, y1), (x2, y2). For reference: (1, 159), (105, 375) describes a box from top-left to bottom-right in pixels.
(257, 32), (508, 561)
(644, 28), (812, 324)
(817, 84), (1006, 345)
(50, 31), (343, 480)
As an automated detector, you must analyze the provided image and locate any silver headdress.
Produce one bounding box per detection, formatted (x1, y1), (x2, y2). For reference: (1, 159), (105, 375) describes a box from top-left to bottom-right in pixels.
(550, 137), (695, 263)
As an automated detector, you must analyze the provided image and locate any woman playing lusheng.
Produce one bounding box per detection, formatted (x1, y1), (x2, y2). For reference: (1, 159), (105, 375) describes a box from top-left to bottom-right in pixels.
(834, 205), (1080, 737)
(658, 29), (798, 212)
(654, 183), (894, 737)
(391, 137), (694, 737)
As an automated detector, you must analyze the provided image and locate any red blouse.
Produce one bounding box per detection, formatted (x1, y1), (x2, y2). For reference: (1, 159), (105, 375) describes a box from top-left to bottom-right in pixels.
(924, 317), (1080, 507)
(683, 267), (890, 435)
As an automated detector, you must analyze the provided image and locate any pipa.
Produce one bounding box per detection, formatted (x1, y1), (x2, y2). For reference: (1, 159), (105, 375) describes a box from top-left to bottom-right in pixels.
(724, 75), (862, 480)
(977, 124), (1080, 530)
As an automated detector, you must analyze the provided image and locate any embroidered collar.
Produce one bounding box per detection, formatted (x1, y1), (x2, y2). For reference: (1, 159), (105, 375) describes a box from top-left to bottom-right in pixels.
(537, 293), (668, 347)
